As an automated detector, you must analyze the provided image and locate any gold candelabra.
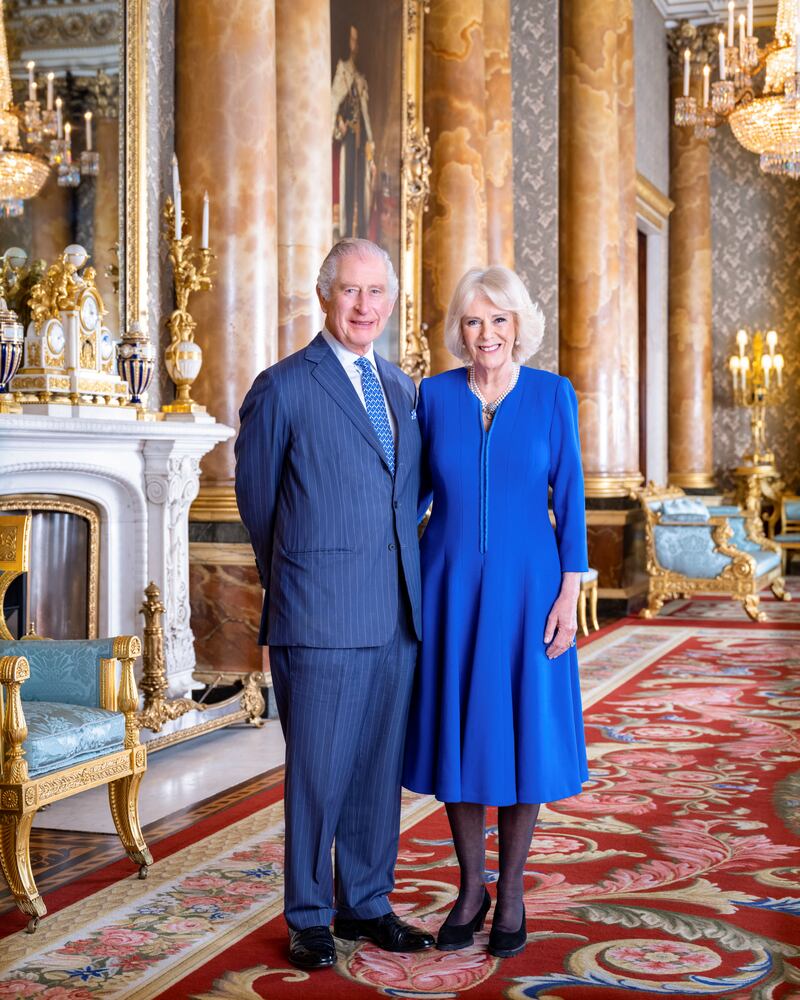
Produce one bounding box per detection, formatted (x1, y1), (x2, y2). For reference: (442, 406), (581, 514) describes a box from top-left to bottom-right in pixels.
(161, 193), (214, 416)
(728, 328), (785, 468)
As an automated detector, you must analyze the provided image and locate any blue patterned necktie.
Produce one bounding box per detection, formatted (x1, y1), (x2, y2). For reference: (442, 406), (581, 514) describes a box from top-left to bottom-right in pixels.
(354, 356), (395, 476)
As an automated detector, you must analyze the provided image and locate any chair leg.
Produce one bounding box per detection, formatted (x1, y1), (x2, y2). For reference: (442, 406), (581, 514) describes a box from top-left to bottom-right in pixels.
(0, 811), (47, 930)
(639, 591), (664, 619)
(590, 581), (600, 631)
(770, 578), (791, 602)
(108, 772), (153, 877)
(743, 594), (767, 622)
(577, 588), (588, 637)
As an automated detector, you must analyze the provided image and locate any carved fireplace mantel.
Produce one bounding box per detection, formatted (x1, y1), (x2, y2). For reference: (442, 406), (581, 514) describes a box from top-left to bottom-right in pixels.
(0, 413), (233, 695)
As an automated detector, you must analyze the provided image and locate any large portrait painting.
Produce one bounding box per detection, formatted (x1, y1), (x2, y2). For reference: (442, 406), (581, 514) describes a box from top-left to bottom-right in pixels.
(330, 0), (429, 373)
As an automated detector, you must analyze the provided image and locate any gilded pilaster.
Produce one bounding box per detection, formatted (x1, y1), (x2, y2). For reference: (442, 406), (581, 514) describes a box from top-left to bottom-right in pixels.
(559, 0), (641, 497)
(276, 0), (331, 359)
(483, 0), (514, 268)
(175, 0), (278, 494)
(667, 37), (715, 489)
(422, 0), (488, 374)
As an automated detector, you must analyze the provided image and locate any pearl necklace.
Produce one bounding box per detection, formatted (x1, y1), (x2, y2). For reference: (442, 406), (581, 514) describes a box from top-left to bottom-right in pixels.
(467, 364), (520, 421)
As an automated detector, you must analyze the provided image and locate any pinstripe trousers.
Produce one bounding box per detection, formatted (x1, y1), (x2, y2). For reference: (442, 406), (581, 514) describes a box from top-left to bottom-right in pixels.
(270, 607), (418, 930)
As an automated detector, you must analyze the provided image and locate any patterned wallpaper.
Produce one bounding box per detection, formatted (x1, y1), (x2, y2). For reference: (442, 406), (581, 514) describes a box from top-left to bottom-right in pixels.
(510, 0), (559, 373)
(634, 0), (669, 193)
(709, 128), (800, 492)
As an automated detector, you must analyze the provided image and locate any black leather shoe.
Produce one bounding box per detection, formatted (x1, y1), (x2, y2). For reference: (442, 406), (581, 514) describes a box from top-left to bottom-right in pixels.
(488, 906), (527, 959)
(437, 887), (491, 951)
(334, 911), (435, 952)
(288, 925), (337, 969)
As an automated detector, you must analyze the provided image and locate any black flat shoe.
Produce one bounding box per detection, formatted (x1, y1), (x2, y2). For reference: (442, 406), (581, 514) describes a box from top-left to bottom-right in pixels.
(333, 911), (435, 952)
(436, 887), (492, 951)
(488, 906), (527, 958)
(288, 925), (337, 969)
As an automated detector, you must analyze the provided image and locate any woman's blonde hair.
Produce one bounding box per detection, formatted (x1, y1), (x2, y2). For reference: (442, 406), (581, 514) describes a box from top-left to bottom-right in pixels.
(444, 266), (545, 364)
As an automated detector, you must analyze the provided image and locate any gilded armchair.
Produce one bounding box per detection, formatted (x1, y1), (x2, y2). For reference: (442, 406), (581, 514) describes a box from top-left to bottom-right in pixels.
(639, 484), (790, 622)
(0, 514), (152, 932)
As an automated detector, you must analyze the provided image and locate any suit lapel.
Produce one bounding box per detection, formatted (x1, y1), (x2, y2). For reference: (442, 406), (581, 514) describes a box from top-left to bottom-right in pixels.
(306, 334), (390, 471)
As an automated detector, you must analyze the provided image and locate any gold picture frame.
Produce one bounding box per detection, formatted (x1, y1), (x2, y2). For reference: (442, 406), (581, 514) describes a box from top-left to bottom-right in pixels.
(330, 0), (430, 378)
(122, 0), (148, 335)
(399, 0), (431, 380)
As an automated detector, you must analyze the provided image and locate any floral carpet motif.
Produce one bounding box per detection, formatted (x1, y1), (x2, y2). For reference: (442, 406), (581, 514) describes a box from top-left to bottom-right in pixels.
(1, 624), (799, 999)
(658, 577), (800, 625)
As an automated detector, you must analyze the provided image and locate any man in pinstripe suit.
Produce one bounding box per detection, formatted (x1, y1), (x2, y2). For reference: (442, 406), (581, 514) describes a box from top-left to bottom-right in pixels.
(235, 239), (433, 970)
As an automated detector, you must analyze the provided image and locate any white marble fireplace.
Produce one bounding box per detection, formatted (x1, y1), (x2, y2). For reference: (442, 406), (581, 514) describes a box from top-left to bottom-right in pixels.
(0, 413), (232, 695)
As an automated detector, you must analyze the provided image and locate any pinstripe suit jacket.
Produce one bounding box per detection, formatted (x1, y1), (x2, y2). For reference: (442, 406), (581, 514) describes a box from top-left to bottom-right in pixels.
(235, 332), (422, 648)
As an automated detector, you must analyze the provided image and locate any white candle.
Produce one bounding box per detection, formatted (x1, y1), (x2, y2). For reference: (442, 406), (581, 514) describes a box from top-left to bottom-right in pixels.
(64, 122), (72, 156)
(737, 328), (748, 356)
(766, 329), (778, 354)
(747, 0), (753, 37)
(739, 14), (746, 59)
(729, 355), (739, 391)
(683, 48), (691, 97)
(84, 111), (93, 151)
(728, 1), (735, 47)
(174, 185), (182, 240)
(719, 32), (726, 80)
(46, 73), (54, 110)
(761, 353), (772, 388)
(172, 154), (180, 204)
(703, 64), (710, 107)
(201, 191), (209, 249)
(55, 97), (63, 138)
(774, 354), (784, 386)
(26, 61), (35, 101)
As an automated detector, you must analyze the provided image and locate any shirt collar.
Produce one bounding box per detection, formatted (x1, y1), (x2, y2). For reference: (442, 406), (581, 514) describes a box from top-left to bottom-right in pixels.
(321, 326), (377, 370)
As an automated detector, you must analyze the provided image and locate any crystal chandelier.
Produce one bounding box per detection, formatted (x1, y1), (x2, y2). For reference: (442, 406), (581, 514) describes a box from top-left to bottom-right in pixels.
(0, 0), (100, 218)
(0, 0), (48, 213)
(673, 0), (800, 179)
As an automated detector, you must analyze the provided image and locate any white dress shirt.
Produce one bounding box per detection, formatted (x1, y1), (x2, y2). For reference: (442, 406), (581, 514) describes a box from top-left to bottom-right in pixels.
(321, 327), (397, 444)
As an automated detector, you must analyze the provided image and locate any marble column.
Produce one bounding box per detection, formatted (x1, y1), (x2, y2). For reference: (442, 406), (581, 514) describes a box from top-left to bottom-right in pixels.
(559, 0), (641, 497)
(175, 0), (278, 498)
(276, 0), (331, 359)
(483, 0), (514, 268)
(668, 75), (714, 489)
(93, 116), (119, 333)
(422, 0), (488, 374)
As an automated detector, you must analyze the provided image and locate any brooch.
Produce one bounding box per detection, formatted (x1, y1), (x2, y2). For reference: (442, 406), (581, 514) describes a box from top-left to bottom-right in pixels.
(410, 409), (417, 420)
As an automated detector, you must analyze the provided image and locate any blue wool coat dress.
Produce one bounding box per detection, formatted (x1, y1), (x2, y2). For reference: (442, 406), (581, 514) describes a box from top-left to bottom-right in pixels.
(402, 366), (590, 806)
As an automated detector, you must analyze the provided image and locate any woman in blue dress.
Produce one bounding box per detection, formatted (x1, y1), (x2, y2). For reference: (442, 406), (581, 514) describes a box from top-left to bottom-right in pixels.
(403, 266), (589, 959)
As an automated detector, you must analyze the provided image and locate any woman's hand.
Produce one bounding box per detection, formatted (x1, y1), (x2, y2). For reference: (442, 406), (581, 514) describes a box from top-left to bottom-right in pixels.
(544, 572), (581, 659)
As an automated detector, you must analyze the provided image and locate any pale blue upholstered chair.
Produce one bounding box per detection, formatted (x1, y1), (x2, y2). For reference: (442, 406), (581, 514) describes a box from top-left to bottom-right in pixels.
(0, 514), (152, 932)
(774, 495), (800, 574)
(638, 485), (789, 622)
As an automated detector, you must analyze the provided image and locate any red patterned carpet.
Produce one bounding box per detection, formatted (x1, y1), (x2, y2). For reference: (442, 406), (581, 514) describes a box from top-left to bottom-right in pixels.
(1, 619), (799, 999)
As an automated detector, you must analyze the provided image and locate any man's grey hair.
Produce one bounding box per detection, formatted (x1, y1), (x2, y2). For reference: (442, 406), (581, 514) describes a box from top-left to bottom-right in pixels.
(444, 266), (545, 364)
(317, 238), (399, 301)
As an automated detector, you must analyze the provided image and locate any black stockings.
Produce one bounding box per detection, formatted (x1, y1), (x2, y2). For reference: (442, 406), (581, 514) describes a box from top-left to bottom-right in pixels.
(443, 802), (486, 924)
(444, 801), (540, 931)
(495, 803), (540, 931)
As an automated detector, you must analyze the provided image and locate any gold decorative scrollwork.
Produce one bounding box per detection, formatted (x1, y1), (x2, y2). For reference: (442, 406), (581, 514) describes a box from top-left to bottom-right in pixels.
(400, 0), (430, 382)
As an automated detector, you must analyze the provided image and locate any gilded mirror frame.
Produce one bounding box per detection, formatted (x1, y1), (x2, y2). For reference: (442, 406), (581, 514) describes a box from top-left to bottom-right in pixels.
(399, 0), (431, 380)
(121, 0), (148, 337)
